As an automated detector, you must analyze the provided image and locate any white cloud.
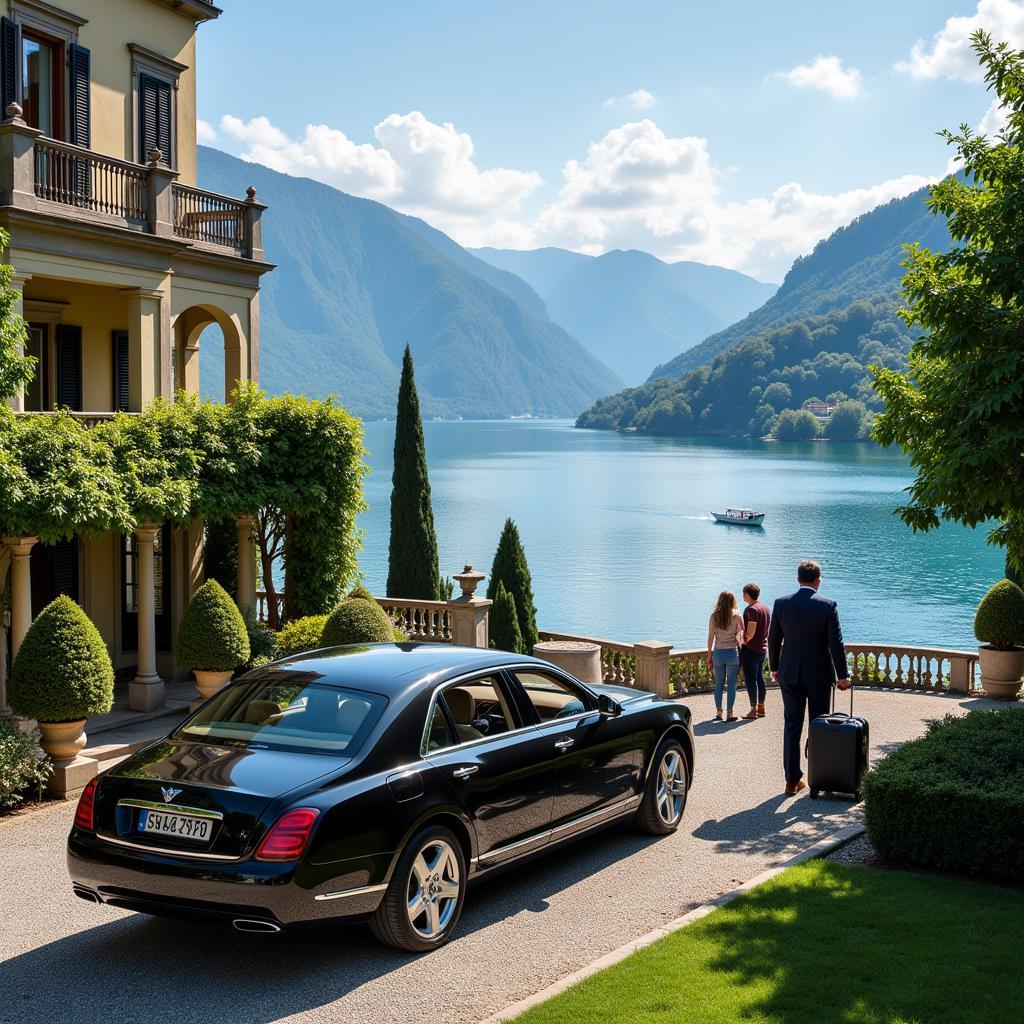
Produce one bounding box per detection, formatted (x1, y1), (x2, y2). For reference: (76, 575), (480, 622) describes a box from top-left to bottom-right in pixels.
(978, 96), (1010, 136)
(896, 0), (1024, 80)
(218, 111), (541, 244)
(196, 118), (216, 143)
(603, 89), (657, 110)
(777, 56), (864, 99)
(531, 120), (931, 280)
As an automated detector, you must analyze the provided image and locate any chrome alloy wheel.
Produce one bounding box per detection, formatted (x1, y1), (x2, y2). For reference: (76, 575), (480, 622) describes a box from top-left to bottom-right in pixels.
(406, 839), (461, 939)
(656, 749), (686, 825)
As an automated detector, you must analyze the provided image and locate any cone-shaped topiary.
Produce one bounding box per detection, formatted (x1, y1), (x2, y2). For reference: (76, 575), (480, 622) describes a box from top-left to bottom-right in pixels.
(490, 581), (525, 654)
(321, 597), (395, 647)
(9, 596), (114, 722)
(974, 578), (1024, 650)
(387, 346), (441, 600)
(176, 579), (250, 671)
(487, 518), (539, 651)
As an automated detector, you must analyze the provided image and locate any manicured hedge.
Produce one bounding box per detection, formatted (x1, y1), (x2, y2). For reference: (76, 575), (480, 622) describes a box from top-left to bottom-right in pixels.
(974, 578), (1024, 649)
(275, 615), (329, 658)
(320, 597), (394, 647)
(8, 596), (115, 722)
(176, 579), (250, 672)
(864, 709), (1024, 882)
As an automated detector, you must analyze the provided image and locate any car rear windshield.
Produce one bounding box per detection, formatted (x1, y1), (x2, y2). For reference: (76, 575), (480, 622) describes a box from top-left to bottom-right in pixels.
(174, 672), (387, 755)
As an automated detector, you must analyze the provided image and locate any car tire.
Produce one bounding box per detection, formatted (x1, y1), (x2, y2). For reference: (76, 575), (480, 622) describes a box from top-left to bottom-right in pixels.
(634, 739), (688, 835)
(370, 824), (467, 952)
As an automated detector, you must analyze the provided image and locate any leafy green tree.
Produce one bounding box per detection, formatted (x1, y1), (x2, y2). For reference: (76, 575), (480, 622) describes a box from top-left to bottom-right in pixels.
(0, 232), (32, 403)
(387, 346), (440, 600)
(824, 400), (870, 440)
(872, 31), (1024, 573)
(761, 381), (792, 412)
(203, 517), (238, 595)
(490, 581), (525, 654)
(773, 408), (820, 440)
(487, 518), (539, 651)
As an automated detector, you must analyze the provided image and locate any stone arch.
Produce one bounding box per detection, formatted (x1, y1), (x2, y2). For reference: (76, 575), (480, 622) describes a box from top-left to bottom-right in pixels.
(172, 303), (248, 403)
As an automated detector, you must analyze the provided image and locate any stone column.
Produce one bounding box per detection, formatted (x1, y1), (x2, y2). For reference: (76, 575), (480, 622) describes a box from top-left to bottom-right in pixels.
(244, 185), (267, 261)
(235, 513), (256, 617)
(123, 287), (165, 411)
(4, 536), (36, 660)
(146, 150), (178, 238)
(0, 547), (10, 717)
(447, 565), (491, 649)
(0, 104), (42, 211)
(129, 524), (164, 712)
(634, 640), (673, 699)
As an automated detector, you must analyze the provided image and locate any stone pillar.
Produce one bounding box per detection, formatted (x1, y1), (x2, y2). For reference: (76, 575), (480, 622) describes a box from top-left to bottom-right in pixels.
(123, 287), (165, 411)
(0, 104), (41, 211)
(4, 536), (36, 660)
(447, 565), (491, 649)
(533, 640), (602, 684)
(129, 524), (164, 712)
(235, 513), (256, 617)
(634, 640), (673, 699)
(146, 150), (178, 237)
(244, 185), (267, 261)
(0, 547), (10, 717)
(948, 654), (972, 694)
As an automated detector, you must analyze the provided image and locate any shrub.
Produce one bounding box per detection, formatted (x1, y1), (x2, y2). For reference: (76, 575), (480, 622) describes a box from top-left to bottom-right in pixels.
(8, 596), (115, 722)
(176, 579), (250, 672)
(0, 723), (52, 809)
(275, 614), (329, 657)
(774, 408), (821, 440)
(348, 582), (375, 601)
(974, 579), (1024, 650)
(320, 597), (394, 647)
(863, 710), (1024, 883)
(487, 518), (539, 650)
(235, 614), (277, 675)
(490, 581), (525, 654)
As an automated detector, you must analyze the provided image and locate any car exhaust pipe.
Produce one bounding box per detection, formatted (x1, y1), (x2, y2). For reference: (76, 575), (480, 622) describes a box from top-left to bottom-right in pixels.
(231, 918), (281, 934)
(73, 885), (101, 904)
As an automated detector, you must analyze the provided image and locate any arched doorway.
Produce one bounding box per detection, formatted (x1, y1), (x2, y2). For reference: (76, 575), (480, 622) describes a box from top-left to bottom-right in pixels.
(173, 304), (248, 402)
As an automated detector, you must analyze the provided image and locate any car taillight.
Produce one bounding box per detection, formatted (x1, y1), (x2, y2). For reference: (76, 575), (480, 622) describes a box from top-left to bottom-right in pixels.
(74, 777), (98, 831)
(255, 808), (319, 861)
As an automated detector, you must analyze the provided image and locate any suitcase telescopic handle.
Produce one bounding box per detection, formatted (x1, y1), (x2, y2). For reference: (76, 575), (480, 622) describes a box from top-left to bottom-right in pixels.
(830, 682), (854, 716)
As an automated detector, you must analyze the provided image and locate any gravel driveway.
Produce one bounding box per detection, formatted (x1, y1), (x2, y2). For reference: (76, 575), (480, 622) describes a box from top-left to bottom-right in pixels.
(0, 689), (1002, 1024)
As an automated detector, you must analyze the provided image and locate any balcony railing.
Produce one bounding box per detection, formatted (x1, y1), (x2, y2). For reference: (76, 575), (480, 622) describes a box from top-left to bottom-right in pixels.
(0, 110), (265, 261)
(15, 410), (136, 428)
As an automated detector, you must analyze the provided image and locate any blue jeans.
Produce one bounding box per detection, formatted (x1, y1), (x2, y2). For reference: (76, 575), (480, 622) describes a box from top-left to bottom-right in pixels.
(713, 647), (739, 711)
(740, 647), (767, 704)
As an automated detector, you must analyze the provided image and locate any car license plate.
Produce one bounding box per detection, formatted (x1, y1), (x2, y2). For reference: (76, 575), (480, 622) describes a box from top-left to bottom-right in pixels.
(139, 809), (213, 843)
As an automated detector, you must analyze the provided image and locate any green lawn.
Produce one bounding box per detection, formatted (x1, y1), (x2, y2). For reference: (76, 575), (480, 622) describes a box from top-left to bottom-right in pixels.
(513, 860), (1022, 1024)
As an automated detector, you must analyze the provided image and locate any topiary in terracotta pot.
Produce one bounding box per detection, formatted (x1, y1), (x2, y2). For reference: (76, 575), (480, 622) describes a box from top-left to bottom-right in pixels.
(176, 579), (250, 700)
(8, 595), (114, 760)
(974, 578), (1024, 699)
(320, 597), (395, 647)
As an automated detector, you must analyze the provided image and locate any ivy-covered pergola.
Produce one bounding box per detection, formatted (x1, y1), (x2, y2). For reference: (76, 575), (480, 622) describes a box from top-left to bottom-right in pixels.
(0, 384), (367, 714)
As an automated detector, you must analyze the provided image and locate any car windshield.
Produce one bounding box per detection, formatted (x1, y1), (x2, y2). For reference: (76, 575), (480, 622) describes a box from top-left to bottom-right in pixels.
(174, 672), (387, 755)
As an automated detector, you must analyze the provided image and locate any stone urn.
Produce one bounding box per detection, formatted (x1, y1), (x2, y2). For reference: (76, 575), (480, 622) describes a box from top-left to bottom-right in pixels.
(193, 669), (233, 701)
(977, 646), (1024, 699)
(37, 719), (88, 760)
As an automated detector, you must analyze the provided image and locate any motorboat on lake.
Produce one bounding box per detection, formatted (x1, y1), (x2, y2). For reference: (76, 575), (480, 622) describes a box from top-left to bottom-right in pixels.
(711, 508), (765, 526)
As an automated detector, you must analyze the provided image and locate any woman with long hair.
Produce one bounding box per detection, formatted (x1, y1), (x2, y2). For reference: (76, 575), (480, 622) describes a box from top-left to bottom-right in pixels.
(707, 590), (744, 721)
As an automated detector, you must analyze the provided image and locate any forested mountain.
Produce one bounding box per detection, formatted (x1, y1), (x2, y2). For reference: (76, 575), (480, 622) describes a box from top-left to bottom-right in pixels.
(198, 147), (622, 419)
(576, 185), (951, 438)
(472, 246), (776, 383)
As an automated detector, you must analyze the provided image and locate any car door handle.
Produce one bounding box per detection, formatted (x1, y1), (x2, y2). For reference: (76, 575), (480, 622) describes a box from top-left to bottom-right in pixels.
(452, 766), (479, 779)
(554, 738), (574, 751)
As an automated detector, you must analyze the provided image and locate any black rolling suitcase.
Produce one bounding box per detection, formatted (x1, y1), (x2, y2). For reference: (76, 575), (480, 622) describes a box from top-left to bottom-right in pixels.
(806, 685), (869, 801)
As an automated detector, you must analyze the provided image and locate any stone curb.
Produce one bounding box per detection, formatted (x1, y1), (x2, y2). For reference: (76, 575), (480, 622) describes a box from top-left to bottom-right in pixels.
(475, 820), (867, 1024)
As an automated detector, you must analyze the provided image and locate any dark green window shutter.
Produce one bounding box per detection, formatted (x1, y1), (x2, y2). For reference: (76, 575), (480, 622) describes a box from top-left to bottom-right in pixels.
(0, 17), (19, 115)
(55, 324), (83, 411)
(68, 44), (91, 147)
(139, 74), (172, 165)
(112, 329), (129, 411)
(52, 538), (79, 602)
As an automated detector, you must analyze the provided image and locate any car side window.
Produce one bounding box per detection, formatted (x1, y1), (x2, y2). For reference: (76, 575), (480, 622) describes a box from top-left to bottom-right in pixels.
(514, 671), (597, 723)
(424, 703), (456, 752)
(437, 675), (516, 746)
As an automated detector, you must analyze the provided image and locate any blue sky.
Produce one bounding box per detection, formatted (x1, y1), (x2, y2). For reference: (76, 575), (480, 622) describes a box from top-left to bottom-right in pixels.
(195, 0), (1020, 279)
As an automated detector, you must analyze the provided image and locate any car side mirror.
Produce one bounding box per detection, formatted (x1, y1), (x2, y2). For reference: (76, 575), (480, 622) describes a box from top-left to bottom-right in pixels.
(598, 694), (622, 718)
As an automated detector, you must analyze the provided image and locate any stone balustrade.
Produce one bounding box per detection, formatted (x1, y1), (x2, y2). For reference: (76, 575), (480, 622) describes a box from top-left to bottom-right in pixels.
(377, 598), (453, 642)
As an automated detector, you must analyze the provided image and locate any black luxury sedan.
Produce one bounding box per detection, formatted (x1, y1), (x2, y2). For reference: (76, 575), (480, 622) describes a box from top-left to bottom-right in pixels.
(68, 644), (695, 951)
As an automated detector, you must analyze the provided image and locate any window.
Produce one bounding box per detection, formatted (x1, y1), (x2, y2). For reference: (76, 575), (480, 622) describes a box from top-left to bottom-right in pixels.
(514, 672), (596, 722)
(23, 323), (46, 411)
(431, 676), (517, 748)
(424, 703), (455, 752)
(130, 45), (186, 168)
(21, 30), (60, 136)
(175, 677), (388, 755)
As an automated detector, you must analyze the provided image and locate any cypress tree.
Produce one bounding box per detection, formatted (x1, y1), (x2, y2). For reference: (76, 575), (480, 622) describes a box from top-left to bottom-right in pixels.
(387, 345), (441, 599)
(490, 581), (525, 654)
(487, 518), (539, 651)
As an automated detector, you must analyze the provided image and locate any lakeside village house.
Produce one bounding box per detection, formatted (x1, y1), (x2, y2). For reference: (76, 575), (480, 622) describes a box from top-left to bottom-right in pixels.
(0, 0), (272, 715)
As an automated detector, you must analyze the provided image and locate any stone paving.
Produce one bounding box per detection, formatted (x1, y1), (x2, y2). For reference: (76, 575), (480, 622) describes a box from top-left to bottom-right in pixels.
(0, 689), (1007, 1024)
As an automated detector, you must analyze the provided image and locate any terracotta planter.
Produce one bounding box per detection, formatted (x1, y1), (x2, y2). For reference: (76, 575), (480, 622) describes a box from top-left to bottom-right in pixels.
(193, 668), (233, 701)
(37, 719), (87, 760)
(978, 646), (1024, 699)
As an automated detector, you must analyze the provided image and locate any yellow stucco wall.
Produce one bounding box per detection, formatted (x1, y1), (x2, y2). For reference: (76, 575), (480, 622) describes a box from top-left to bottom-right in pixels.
(4, 0), (200, 184)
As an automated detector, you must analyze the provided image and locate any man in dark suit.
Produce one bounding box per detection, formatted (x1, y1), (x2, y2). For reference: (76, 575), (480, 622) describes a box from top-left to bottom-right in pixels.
(767, 560), (849, 795)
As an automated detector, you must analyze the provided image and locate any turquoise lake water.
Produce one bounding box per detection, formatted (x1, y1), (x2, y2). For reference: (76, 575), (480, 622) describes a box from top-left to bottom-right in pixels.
(355, 420), (1000, 651)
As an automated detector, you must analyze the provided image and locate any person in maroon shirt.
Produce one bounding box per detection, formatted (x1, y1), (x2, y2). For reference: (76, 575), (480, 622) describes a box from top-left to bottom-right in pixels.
(740, 583), (771, 719)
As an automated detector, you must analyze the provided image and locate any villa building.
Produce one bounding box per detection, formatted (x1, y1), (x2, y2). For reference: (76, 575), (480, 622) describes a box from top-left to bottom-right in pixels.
(0, 0), (272, 713)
